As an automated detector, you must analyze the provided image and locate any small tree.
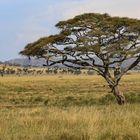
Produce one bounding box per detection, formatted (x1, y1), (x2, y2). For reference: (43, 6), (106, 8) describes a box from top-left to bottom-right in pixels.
(20, 13), (140, 105)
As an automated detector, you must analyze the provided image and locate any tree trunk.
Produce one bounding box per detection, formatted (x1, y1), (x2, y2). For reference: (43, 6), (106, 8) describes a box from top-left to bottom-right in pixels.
(112, 86), (125, 105)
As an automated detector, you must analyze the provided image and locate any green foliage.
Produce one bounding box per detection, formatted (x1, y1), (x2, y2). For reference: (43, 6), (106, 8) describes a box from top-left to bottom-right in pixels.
(20, 34), (66, 57)
(20, 13), (140, 58)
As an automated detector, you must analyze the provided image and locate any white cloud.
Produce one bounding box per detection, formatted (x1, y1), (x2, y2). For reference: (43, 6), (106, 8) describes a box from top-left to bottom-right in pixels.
(18, 0), (140, 44)
(51, 0), (140, 20)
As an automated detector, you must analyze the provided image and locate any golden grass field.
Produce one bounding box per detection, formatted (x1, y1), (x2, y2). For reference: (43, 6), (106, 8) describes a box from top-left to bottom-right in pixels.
(0, 74), (140, 140)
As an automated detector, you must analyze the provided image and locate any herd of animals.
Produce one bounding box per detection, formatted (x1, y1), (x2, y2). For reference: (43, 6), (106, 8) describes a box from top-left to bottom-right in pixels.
(0, 64), (139, 77)
(0, 64), (95, 77)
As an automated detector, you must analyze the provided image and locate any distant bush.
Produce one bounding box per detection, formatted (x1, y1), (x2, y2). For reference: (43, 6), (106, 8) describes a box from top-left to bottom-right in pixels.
(87, 70), (95, 75)
(98, 94), (115, 105)
(125, 92), (140, 103)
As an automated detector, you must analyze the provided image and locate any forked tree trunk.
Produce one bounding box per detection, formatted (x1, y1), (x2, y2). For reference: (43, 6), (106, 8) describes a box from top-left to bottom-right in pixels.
(112, 86), (125, 105)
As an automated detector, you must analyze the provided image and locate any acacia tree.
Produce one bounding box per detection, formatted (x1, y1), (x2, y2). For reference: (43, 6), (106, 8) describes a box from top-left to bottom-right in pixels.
(20, 13), (140, 105)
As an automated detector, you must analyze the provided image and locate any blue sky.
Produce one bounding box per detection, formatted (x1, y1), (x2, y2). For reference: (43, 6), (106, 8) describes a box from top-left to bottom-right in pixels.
(0, 0), (140, 61)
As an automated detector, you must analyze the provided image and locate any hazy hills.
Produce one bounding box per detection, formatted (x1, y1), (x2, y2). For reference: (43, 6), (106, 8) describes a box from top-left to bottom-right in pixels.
(4, 58), (46, 67)
(1, 57), (140, 70)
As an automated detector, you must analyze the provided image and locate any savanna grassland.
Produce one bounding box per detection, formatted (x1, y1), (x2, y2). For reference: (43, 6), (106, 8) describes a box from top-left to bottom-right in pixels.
(0, 74), (140, 140)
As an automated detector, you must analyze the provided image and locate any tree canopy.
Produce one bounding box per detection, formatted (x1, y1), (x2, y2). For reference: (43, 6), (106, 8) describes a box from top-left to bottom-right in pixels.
(20, 13), (140, 104)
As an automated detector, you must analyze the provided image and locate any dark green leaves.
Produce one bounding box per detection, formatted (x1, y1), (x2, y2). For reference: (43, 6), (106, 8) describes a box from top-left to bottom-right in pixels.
(20, 12), (140, 73)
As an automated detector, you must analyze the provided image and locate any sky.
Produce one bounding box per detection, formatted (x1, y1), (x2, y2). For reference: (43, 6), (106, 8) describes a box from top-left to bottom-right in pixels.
(0, 0), (140, 61)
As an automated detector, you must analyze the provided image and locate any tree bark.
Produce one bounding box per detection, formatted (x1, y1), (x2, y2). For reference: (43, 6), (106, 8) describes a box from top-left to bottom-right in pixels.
(112, 86), (125, 105)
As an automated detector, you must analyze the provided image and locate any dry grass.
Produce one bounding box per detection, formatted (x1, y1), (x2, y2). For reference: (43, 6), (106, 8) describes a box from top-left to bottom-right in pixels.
(0, 74), (140, 107)
(0, 74), (140, 139)
(0, 105), (140, 140)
